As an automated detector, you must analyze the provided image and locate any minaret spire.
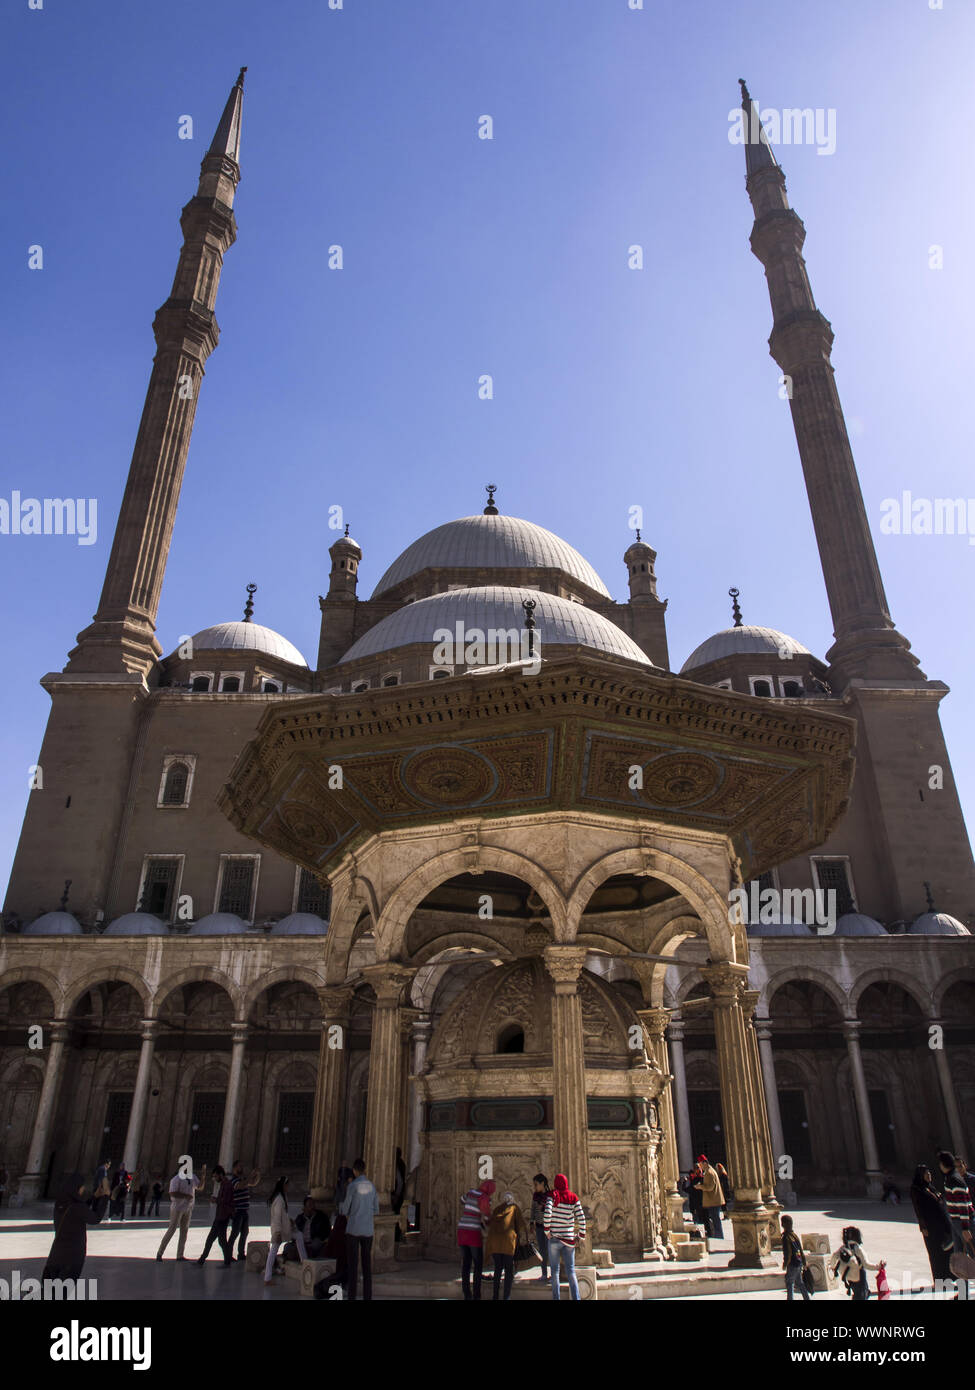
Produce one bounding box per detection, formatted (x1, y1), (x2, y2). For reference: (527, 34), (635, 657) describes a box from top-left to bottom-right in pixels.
(740, 81), (920, 687)
(65, 72), (246, 677)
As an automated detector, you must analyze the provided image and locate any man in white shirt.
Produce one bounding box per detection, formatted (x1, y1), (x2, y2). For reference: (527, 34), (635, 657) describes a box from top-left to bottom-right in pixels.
(156, 1162), (206, 1261)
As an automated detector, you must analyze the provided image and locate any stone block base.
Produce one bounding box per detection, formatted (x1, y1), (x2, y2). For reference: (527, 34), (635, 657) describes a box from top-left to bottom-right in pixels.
(728, 1209), (777, 1268)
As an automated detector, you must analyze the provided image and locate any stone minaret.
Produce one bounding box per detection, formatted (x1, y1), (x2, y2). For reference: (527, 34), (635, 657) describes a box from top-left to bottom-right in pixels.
(66, 70), (246, 677)
(739, 80), (919, 690)
(739, 81), (974, 924)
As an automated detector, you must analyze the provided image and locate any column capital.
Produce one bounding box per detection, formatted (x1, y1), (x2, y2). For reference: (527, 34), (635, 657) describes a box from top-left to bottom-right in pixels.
(399, 1006), (423, 1040)
(667, 1015), (686, 1044)
(230, 1023), (250, 1045)
(701, 961), (750, 1003)
(740, 989), (760, 1022)
(842, 1017), (862, 1040)
(317, 983), (355, 1020)
(636, 1007), (671, 1042)
(754, 1017), (774, 1043)
(361, 963), (414, 1006)
(543, 945), (588, 992)
(138, 1018), (161, 1043)
(48, 1020), (72, 1044)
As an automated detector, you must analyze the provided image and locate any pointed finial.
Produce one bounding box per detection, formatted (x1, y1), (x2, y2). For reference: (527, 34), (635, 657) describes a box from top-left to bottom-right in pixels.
(923, 881), (936, 913)
(729, 587), (743, 628)
(484, 484), (499, 516)
(344, 523), (350, 537)
(236, 67), (247, 88)
(522, 596), (537, 657)
(635, 528), (641, 543)
(60, 879), (72, 911)
(738, 78), (778, 175)
(243, 582), (257, 622)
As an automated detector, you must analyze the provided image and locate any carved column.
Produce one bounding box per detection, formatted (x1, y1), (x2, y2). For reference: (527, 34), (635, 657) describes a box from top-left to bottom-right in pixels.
(407, 1015), (432, 1174)
(218, 1024), (249, 1171)
(929, 1016), (966, 1155)
(755, 1017), (796, 1207)
(362, 964), (414, 1268)
(667, 1015), (694, 1174)
(637, 1008), (684, 1238)
(842, 1020), (883, 1198)
(18, 1020), (71, 1202)
(309, 986), (353, 1197)
(543, 946), (591, 1260)
(123, 1019), (159, 1172)
(703, 964), (773, 1267)
(741, 991), (782, 1249)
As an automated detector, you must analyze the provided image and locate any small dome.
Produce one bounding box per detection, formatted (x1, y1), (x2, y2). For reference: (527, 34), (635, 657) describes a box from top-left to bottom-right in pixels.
(341, 586), (654, 666)
(105, 913), (169, 936)
(190, 913), (249, 935)
(746, 921), (815, 937)
(371, 514), (610, 599)
(182, 622), (307, 668)
(330, 532), (361, 555)
(271, 913), (328, 936)
(910, 912), (970, 937)
(834, 913), (888, 937)
(681, 625), (812, 673)
(24, 911), (82, 936)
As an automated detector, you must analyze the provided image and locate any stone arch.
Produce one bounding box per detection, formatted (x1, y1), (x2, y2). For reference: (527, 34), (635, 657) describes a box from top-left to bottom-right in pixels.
(322, 873), (381, 982)
(409, 932), (514, 967)
(932, 968), (975, 1016)
(762, 965), (849, 1018)
(0, 967), (63, 1016)
(242, 965), (327, 1022)
(153, 966), (243, 1021)
(565, 847), (733, 961)
(850, 968), (931, 1016)
(642, 914), (709, 1007)
(63, 967), (151, 1019)
(0, 1052), (45, 1086)
(371, 847), (568, 963)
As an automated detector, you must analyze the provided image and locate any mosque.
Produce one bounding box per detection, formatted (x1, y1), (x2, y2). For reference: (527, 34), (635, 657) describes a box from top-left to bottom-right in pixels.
(1, 72), (973, 1273)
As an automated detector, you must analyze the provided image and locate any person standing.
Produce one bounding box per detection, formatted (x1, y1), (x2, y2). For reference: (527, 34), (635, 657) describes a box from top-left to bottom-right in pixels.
(838, 1224), (884, 1301)
(109, 1168), (129, 1222)
(228, 1161), (260, 1261)
(130, 1167), (149, 1219)
(147, 1176), (163, 1218)
(685, 1164), (704, 1232)
(156, 1162), (206, 1261)
(781, 1214), (810, 1301)
(264, 1176), (307, 1284)
(43, 1173), (109, 1281)
(910, 1164), (953, 1285)
(693, 1155), (724, 1240)
(196, 1165), (235, 1265)
(939, 1150), (975, 1299)
(485, 1191), (528, 1301)
(391, 1147), (407, 1215)
(334, 1164), (354, 1210)
(458, 1176), (495, 1301)
(715, 1161), (732, 1215)
(544, 1173), (586, 1301)
(529, 1174), (551, 1284)
(341, 1158), (379, 1301)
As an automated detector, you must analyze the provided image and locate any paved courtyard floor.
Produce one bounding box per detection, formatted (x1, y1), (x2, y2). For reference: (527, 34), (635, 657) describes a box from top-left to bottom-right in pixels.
(0, 1196), (954, 1301)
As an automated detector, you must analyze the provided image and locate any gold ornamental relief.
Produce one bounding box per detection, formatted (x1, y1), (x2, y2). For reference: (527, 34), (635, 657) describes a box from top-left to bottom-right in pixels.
(641, 753), (722, 806)
(401, 746), (497, 807)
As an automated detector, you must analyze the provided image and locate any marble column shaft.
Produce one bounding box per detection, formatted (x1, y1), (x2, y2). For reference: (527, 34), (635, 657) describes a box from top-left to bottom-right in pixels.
(930, 1016), (966, 1156)
(123, 1019), (159, 1172)
(543, 947), (591, 1204)
(309, 986), (353, 1193)
(843, 1020), (881, 1173)
(668, 1017), (694, 1174)
(362, 965), (414, 1210)
(218, 1024), (249, 1171)
(21, 1020), (71, 1198)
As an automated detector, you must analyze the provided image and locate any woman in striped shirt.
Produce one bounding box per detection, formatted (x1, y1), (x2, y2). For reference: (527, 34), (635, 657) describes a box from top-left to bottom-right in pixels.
(544, 1173), (586, 1301)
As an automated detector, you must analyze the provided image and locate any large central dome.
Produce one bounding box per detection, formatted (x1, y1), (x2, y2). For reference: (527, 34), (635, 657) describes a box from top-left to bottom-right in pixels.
(370, 514), (611, 599)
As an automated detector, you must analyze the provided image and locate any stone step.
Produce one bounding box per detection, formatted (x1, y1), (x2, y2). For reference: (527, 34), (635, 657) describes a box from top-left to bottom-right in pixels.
(675, 1241), (706, 1261)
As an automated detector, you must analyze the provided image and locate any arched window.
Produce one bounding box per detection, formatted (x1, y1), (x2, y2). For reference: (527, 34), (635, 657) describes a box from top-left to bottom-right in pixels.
(382, 675), (399, 687)
(782, 680), (802, 698)
(162, 761), (190, 806)
(752, 679), (772, 698)
(497, 1024), (525, 1054)
(191, 675), (211, 692)
(262, 680), (280, 693)
(351, 681), (369, 694)
(432, 668), (450, 679)
(220, 675), (241, 693)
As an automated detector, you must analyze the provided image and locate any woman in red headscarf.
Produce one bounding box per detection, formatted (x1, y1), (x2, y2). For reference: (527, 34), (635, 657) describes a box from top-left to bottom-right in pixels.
(543, 1173), (587, 1300)
(457, 1176), (496, 1300)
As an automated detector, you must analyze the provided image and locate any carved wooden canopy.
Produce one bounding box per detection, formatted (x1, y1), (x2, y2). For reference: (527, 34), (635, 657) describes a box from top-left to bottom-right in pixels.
(218, 655), (855, 882)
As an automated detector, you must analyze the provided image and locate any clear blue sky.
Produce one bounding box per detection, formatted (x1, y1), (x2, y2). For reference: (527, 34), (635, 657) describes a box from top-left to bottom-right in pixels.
(2, 0), (973, 900)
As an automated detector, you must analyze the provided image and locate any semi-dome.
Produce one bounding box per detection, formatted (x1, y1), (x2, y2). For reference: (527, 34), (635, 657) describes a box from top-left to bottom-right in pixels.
(834, 913), (887, 937)
(681, 625), (812, 673)
(190, 913), (249, 935)
(371, 515), (611, 599)
(105, 913), (169, 936)
(270, 913), (328, 936)
(24, 911), (82, 936)
(341, 586), (654, 666)
(910, 911), (970, 937)
(183, 621), (307, 668)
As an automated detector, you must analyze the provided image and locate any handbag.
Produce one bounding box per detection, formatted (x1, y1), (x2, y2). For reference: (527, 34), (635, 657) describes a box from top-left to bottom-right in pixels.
(513, 1239), (542, 1273)
(950, 1250), (975, 1282)
(801, 1264), (815, 1295)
